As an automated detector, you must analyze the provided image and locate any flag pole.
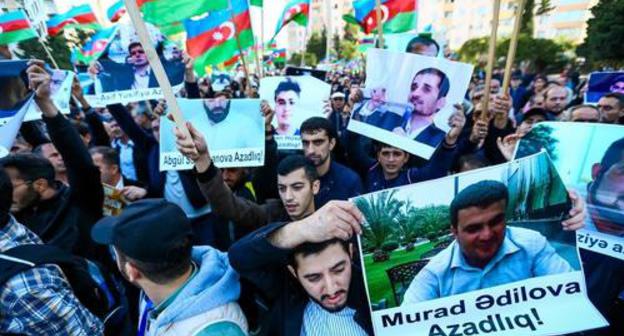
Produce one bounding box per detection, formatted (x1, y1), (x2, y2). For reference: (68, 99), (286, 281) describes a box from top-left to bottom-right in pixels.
(260, 5), (265, 77)
(39, 39), (60, 69)
(229, 8), (252, 88)
(481, 0), (501, 122)
(501, 0), (526, 96)
(375, 0), (384, 48)
(123, 0), (188, 136)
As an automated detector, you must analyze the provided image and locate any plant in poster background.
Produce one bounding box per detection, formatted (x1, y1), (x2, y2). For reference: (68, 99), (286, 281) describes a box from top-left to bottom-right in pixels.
(352, 152), (607, 336)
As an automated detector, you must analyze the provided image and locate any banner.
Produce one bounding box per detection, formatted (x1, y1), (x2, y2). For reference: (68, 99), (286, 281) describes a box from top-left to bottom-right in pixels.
(515, 122), (624, 260)
(159, 98), (265, 170)
(0, 94), (34, 157)
(348, 48), (473, 159)
(259, 75), (331, 150)
(26, 69), (74, 121)
(585, 71), (624, 104)
(83, 24), (185, 107)
(352, 152), (606, 335)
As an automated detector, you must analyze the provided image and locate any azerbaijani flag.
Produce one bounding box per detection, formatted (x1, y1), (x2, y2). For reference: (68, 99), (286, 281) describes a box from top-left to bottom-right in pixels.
(274, 0), (309, 37)
(184, 0), (253, 75)
(0, 10), (37, 45)
(353, 0), (417, 34)
(46, 4), (99, 36)
(138, 0), (229, 26)
(107, 0), (126, 23)
(222, 53), (240, 70)
(272, 48), (286, 63)
(73, 26), (118, 64)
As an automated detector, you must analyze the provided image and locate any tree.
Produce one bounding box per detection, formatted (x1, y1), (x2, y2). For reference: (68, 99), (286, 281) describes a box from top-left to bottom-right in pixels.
(515, 124), (559, 160)
(521, 0), (556, 35)
(288, 52), (318, 67)
(305, 29), (327, 63)
(355, 190), (404, 261)
(17, 29), (91, 70)
(577, 0), (624, 68)
(457, 37), (489, 65)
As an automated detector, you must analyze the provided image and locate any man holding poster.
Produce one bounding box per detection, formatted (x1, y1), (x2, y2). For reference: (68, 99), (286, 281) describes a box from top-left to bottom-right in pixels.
(402, 180), (584, 304)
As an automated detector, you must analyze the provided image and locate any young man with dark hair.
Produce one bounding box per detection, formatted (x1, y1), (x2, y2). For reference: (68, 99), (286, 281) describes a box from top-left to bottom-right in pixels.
(405, 35), (440, 57)
(274, 78), (302, 135)
(91, 199), (247, 335)
(89, 146), (148, 201)
(597, 92), (624, 124)
(1, 61), (104, 261)
(229, 201), (372, 335)
(300, 117), (363, 207)
(402, 180), (586, 304)
(0, 167), (104, 335)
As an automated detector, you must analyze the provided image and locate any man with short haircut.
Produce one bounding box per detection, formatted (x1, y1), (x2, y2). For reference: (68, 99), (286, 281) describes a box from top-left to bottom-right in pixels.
(300, 117), (362, 207)
(89, 146), (148, 201)
(91, 199), (247, 335)
(570, 104), (600, 123)
(609, 75), (624, 95)
(274, 78), (301, 135)
(402, 180), (586, 304)
(229, 201), (372, 335)
(543, 85), (569, 119)
(597, 92), (624, 124)
(393, 67), (451, 147)
(405, 35), (440, 57)
(0, 168), (104, 335)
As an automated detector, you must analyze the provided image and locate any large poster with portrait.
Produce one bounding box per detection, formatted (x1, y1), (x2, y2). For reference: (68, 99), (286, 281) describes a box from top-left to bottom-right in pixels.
(259, 75), (331, 150)
(348, 48), (473, 160)
(353, 152), (606, 336)
(159, 98), (264, 170)
(585, 71), (624, 104)
(514, 122), (624, 260)
(83, 24), (185, 107)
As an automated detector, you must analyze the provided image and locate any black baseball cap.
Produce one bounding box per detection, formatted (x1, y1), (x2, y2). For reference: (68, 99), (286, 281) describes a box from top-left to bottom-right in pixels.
(91, 199), (192, 263)
(521, 107), (548, 123)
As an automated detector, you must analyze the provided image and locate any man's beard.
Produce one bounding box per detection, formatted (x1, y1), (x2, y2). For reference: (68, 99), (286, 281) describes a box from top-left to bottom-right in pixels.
(206, 102), (230, 123)
(310, 289), (349, 313)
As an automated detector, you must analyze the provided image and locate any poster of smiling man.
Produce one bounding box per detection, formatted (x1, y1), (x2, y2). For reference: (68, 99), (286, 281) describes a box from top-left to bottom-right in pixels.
(259, 75), (331, 149)
(159, 98), (264, 170)
(514, 122), (624, 261)
(352, 152), (606, 336)
(349, 48), (473, 160)
(83, 23), (185, 107)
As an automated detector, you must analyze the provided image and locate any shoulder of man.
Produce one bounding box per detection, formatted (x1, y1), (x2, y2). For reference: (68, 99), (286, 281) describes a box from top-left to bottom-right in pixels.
(423, 241), (457, 275)
(505, 226), (548, 254)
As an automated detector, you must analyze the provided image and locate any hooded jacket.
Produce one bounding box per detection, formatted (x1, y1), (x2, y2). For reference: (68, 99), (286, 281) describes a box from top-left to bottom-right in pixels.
(140, 246), (247, 336)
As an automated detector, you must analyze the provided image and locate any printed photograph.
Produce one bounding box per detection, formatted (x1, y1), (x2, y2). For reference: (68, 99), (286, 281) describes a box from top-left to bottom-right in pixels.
(585, 71), (624, 103)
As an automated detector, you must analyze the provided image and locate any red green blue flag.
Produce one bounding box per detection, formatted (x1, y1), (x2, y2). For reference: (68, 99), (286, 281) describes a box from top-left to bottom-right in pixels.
(353, 0), (417, 34)
(46, 4), (99, 36)
(72, 26), (118, 65)
(274, 0), (309, 37)
(107, 1), (126, 23)
(0, 10), (37, 45)
(272, 48), (286, 63)
(138, 0), (229, 26)
(184, 0), (254, 75)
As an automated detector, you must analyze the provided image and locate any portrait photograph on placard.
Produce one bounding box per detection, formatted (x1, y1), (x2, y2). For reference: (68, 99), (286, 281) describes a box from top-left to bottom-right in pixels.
(585, 71), (624, 104)
(352, 152), (606, 336)
(348, 48), (473, 160)
(259, 75), (331, 149)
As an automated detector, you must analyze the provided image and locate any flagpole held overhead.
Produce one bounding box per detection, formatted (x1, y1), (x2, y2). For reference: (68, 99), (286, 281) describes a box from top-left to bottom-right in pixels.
(501, 0), (526, 96)
(123, 0), (189, 137)
(375, 0), (384, 48)
(229, 0), (252, 88)
(481, 0), (501, 122)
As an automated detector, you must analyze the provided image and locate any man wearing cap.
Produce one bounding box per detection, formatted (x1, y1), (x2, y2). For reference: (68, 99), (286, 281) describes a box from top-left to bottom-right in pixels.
(91, 199), (247, 336)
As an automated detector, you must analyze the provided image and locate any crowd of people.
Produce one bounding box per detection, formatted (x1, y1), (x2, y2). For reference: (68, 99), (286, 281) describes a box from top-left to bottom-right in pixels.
(0, 34), (623, 336)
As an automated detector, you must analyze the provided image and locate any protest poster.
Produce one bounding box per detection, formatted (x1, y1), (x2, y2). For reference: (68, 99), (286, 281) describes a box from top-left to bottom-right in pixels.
(384, 32), (442, 57)
(352, 152), (607, 335)
(159, 98), (265, 170)
(259, 76), (331, 150)
(514, 122), (624, 260)
(26, 69), (74, 121)
(102, 184), (128, 216)
(0, 94), (34, 157)
(82, 23), (185, 107)
(284, 67), (328, 81)
(585, 71), (624, 104)
(349, 48), (473, 160)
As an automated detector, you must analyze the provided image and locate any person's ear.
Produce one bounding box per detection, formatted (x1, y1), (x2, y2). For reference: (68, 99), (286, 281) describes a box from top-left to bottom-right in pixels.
(287, 265), (298, 280)
(125, 262), (142, 283)
(451, 225), (458, 237)
(329, 138), (336, 151)
(436, 97), (447, 112)
(591, 163), (601, 180)
(312, 180), (320, 195)
(349, 243), (354, 259)
(113, 164), (120, 176)
(31, 178), (48, 194)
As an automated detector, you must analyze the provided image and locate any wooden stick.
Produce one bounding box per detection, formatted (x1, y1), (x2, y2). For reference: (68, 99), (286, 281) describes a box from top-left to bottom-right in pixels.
(501, 0), (526, 96)
(481, 0), (501, 121)
(228, 8), (252, 88)
(375, 0), (384, 48)
(40, 39), (59, 69)
(123, 0), (188, 136)
(260, 6), (265, 77)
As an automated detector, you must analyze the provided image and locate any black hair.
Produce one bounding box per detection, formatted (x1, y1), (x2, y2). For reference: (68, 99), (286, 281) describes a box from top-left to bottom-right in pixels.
(0, 154), (55, 186)
(127, 41), (142, 54)
(405, 36), (440, 55)
(31, 142), (53, 157)
(89, 146), (120, 167)
(0, 168), (12, 228)
(454, 154), (489, 173)
(71, 120), (90, 137)
(413, 67), (450, 99)
(277, 155), (318, 182)
(300, 117), (337, 140)
(288, 238), (350, 269)
(116, 236), (193, 285)
(450, 180), (508, 228)
(611, 75), (624, 86)
(373, 140), (405, 154)
(599, 138), (624, 175)
(274, 78), (301, 101)
(601, 92), (624, 107)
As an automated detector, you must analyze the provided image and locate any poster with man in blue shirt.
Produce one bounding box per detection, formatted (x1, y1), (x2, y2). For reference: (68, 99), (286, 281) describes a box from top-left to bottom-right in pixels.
(353, 152), (607, 336)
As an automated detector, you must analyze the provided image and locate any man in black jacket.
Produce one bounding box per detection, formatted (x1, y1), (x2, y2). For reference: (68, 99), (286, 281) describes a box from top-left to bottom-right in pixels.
(0, 60), (104, 262)
(228, 202), (373, 335)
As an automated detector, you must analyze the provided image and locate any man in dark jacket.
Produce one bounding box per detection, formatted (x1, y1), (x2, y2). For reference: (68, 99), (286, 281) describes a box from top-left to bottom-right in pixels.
(228, 202), (372, 335)
(0, 61), (104, 262)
